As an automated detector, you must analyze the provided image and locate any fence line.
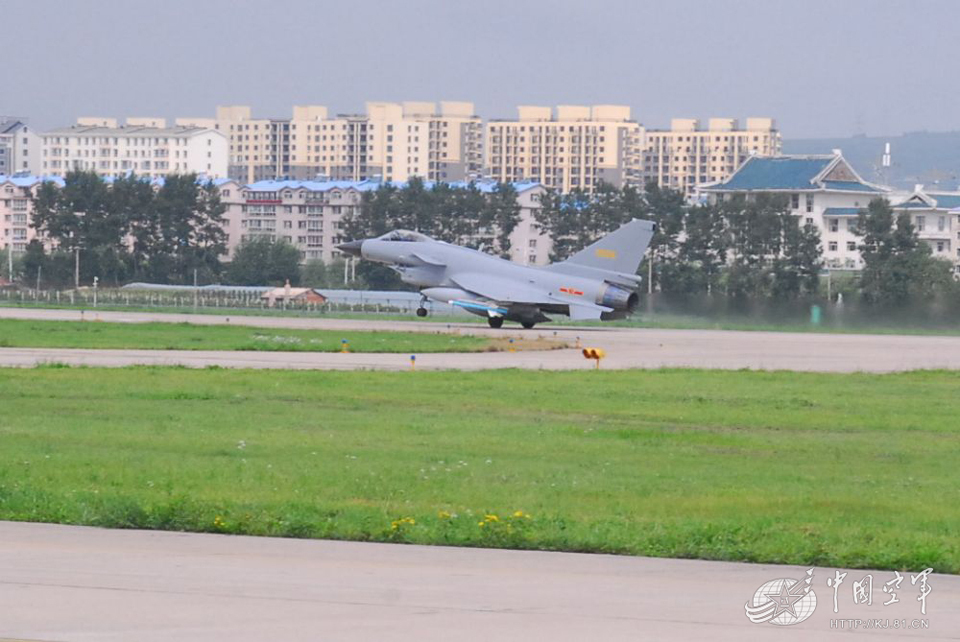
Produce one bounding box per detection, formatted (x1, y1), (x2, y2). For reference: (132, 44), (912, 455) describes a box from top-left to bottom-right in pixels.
(0, 288), (469, 316)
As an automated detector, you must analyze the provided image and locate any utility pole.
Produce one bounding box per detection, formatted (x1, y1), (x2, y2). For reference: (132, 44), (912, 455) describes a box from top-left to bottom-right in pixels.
(74, 247), (80, 289)
(36, 265), (41, 293)
(7, 245), (12, 283)
(193, 268), (198, 309)
(648, 252), (653, 295)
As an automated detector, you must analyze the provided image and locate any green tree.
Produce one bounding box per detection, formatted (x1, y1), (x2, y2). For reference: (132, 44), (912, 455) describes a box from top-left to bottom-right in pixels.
(480, 183), (522, 257)
(721, 194), (788, 298)
(31, 170), (131, 285)
(856, 198), (955, 305)
(770, 214), (822, 299)
(659, 203), (728, 295)
(130, 174), (227, 284)
(226, 237), (301, 286)
(638, 182), (685, 291)
(535, 184), (630, 262)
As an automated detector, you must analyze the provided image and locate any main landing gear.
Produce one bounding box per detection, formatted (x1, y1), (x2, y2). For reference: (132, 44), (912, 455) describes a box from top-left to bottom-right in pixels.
(521, 321), (536, 329)
(416, 295), (428, 317)
(487, 317), (504, 329)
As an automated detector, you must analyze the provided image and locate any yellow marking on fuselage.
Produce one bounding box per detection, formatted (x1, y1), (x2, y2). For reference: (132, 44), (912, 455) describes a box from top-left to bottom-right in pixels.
(595, 249), (617, 259)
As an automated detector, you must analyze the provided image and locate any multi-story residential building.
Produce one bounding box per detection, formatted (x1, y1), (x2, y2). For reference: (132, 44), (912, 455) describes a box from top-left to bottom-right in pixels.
(642, 118), (780, 196)
(40, 119), (228, 179)
(220, 178), (547, 265)
(0, 174), (62, 253)
(891, 189), (960, 272)
(485, 105), (644, 193)
(0, 119), (41, 175)
(179, 102), (482, 185)
(699, 152), (889, 270)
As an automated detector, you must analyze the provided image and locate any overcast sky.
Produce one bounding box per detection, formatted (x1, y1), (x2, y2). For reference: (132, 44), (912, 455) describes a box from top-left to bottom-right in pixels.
(4, 0), (958, 139)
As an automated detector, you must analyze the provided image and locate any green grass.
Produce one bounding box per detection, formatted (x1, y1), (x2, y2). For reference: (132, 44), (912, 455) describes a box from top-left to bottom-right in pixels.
(1, 366), (958, 572)
(0, 318), (489, 353)
(5, 299), (960, 336)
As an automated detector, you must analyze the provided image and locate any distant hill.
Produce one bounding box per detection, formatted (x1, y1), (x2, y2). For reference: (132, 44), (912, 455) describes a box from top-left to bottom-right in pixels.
(783, 132), (960, 191)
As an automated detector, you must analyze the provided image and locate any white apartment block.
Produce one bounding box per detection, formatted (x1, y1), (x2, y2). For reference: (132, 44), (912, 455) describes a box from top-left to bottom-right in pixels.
(178, 102), (482, 185)
(891, 190), (960, 272)
(0, 119), (41, 175)
(700, 152), (895, 271)
(643, 118), (781, 196)
(0, 175), (60, 253)
(40, 118), (228, 179)
(485, 105), (644, 194)
(219, 178), (548, 265)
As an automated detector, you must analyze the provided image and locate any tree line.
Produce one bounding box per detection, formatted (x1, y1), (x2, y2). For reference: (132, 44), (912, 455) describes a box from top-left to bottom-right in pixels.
(535, 183), (958, 307)
(11, 172), (958, 310)
(24, 170), (227, 287)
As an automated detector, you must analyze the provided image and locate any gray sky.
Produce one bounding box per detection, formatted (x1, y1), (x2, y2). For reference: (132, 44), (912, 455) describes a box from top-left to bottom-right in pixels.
(5, 0), (958, 139)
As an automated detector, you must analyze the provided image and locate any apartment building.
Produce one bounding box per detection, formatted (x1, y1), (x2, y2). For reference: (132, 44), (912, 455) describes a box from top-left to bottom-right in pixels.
(699, 152), (891, 270)
(0, 174), (62, 253)
(891, 190), (960, 272)
(0, 119), (41, 175)
(643, 118), (781, 196)
(485, 105), (643, 194)
(179, 102), (482, 185)
(40, 118), (228, 179)
(220, 178), (547, 265)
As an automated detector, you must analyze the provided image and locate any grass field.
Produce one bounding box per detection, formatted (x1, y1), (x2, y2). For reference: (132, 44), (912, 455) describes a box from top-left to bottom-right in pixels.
(1, 366), (958, 573)
(0, 318), (496, 353)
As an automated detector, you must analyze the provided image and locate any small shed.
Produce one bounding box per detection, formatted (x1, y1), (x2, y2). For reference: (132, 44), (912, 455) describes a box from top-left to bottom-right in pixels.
(261, 280), (327, 307)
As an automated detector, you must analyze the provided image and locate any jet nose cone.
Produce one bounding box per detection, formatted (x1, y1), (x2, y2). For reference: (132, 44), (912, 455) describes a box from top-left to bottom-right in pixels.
(337, 239), (364, 257)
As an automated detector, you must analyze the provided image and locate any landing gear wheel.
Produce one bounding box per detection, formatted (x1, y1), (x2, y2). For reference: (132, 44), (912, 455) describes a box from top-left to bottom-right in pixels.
(521, 321), (536, 330)
(415, 307), (428, 317)
(487, 317), (504, 329)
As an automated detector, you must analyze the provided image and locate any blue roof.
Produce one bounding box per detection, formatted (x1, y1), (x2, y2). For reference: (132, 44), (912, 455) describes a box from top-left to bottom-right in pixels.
(823, 207), (864, 217)
(0, 174), (65, 188)
(931, 194), (960, 209)
(244, 178), (543, 194)
(709, 156), (834, 191)
(822, 180), (883, 193)
(893, 193), (960, 210)
(705, 155), (888, 194)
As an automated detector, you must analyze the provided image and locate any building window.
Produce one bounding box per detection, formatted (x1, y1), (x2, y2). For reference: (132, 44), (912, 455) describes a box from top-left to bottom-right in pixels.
(829, 220), (839, 233)
(847, 242), (856, 251)
(805, 194), (814, 212)
(828, 241), (838, 252)
(790, 194), (799, 210)
(937, 241), (944, 253)
(916, 216), (925, 232)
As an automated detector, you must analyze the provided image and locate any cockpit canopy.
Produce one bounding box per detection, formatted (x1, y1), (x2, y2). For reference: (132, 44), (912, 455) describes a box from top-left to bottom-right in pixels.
(377, 230), (432, 242)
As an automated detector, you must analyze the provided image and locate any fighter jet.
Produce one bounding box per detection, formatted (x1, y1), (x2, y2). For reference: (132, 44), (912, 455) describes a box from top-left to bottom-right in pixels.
(337, 218), (656, 328)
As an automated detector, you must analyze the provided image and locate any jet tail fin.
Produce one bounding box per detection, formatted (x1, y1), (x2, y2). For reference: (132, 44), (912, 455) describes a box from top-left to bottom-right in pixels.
(551, 218), (656, 276)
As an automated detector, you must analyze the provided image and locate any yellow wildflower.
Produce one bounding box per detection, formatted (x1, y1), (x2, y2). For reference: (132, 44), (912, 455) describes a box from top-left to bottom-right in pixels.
(484, 514), (499, 522)
(438, 510), (452, 519)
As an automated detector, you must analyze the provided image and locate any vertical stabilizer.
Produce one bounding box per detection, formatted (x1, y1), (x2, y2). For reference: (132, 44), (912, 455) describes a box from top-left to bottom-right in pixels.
(552, 218), (656, 275)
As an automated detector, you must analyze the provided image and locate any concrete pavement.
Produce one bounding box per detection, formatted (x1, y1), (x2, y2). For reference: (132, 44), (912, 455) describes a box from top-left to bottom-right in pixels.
(3, 307), (960, 372)
(0, 521), (956, 641)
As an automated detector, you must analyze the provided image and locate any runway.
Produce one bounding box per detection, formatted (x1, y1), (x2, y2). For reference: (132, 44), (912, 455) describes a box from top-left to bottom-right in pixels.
(2, 307), (960, 372)
(0, 521), (954, 641)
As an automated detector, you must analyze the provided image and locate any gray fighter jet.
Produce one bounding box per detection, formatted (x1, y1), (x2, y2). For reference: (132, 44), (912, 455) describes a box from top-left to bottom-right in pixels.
(337, 218), (656, 328)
